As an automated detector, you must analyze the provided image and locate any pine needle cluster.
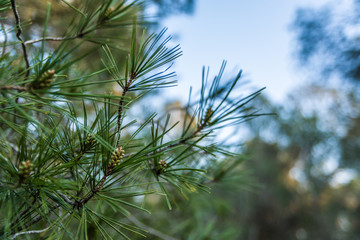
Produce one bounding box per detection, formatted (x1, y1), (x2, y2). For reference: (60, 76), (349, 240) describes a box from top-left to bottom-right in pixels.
(0, 0), (265, 239)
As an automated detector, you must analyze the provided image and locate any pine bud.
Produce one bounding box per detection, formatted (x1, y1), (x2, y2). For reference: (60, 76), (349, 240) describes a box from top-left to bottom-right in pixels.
(202, 107), (214, 125)
(110, 147), (125, 167)
(19, 160), (33, 179)
(85, 134), (96, 148)
(157, 159), (167, 173)
(31, 69), (55, 89)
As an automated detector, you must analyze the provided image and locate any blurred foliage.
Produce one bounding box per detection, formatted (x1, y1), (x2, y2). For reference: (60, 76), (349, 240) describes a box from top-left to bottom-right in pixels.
(240, 88), (360, 239)
(292, 0), (360, 83)
(149, 0), (195, 17)
(126, 85), (360, 239)
(122, 2), (360, 239)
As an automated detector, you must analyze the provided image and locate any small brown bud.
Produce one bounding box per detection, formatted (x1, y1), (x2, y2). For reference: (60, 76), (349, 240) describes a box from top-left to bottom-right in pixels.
(30, 69), (55, 89)
(110, 147), (125, 167)
(157, 159), (167, 174)
(202, 107), (214, 125)
(85, 134), (96, 148)
(19, 160), (33, 179)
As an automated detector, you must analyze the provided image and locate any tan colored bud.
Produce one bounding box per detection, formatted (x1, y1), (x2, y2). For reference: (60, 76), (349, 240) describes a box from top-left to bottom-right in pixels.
(110, 147), (125, 167)
(157, 159), (167, 174)
(85, 134), (96, 147)
(31, 69), (56, 89)
(19, 160), (33, 179)
(203, 107), (214, 124)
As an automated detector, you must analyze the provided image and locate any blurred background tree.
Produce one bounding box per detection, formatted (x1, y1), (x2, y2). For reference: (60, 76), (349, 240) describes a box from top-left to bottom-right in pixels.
(292, 0), (360, 84)
(120, 1), (360, 239)
(149, 0), (195, 17)
(129, 86), (360, 239)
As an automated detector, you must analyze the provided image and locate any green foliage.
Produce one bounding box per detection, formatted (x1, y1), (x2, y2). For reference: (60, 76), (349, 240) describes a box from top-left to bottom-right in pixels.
(292, 0), (360, 83)
(0, 1), (264, 239)
(131, 87), (360, 240)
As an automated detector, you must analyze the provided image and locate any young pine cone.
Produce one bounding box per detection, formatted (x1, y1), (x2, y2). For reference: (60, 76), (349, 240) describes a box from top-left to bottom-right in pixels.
(110, 147), (125, 167)
(19, 160), (33, 179)
(30, 69), (55, 89)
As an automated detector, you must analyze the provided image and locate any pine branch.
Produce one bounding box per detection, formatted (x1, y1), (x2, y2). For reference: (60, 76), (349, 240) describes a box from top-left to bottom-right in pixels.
(116, 72), (137, 147)
(0, 1), (266, 238)
(57, 192), (76, 206)
(10, 0), (30, 79)
(0, 85), (28, 91)
(24, 3), (131, 46)
(11, 227), (50, 239)
(9, 137), (96, 232)
(24, 30), (92, 45)
(78, 120), (204, 207)
(78, 167), (112, 207)
(25, 36), (77, 45)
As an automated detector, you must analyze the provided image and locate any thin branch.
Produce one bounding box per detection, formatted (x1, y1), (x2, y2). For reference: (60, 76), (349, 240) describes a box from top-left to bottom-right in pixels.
(116, 73), (136, 147)
(25, 36), (77, 45)
(11, 227), (50, 239)
(0, 85), (28, 91)
(10, 0), (30, 79)
(57, 192), (75, 206)
(24, 27), (94, 45)
(79, 167), (112, 206)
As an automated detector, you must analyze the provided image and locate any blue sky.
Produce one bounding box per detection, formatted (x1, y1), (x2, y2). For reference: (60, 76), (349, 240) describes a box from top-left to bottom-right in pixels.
(160, 0), (332, 103)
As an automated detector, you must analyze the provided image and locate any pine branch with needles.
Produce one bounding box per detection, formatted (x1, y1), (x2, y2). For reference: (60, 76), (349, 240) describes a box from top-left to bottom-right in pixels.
(0, 1), (267, 239)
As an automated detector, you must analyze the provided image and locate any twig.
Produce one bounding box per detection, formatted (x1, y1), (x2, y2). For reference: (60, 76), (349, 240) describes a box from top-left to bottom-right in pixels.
(25, 36), (78, 45)
(78, 167), (112, 207)
(116, 72), (136, 147)
(1, 21), (7, 57)
(11, 227), (50, 239)
(0, 85), (28, 91)
(24, 28), (94, 45)
(57, 192), (75, 206)
(10, 0), (30, 79)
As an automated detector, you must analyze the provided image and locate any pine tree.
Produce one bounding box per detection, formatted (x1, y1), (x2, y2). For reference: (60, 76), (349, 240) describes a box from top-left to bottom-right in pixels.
(0, 0), (265, 239)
